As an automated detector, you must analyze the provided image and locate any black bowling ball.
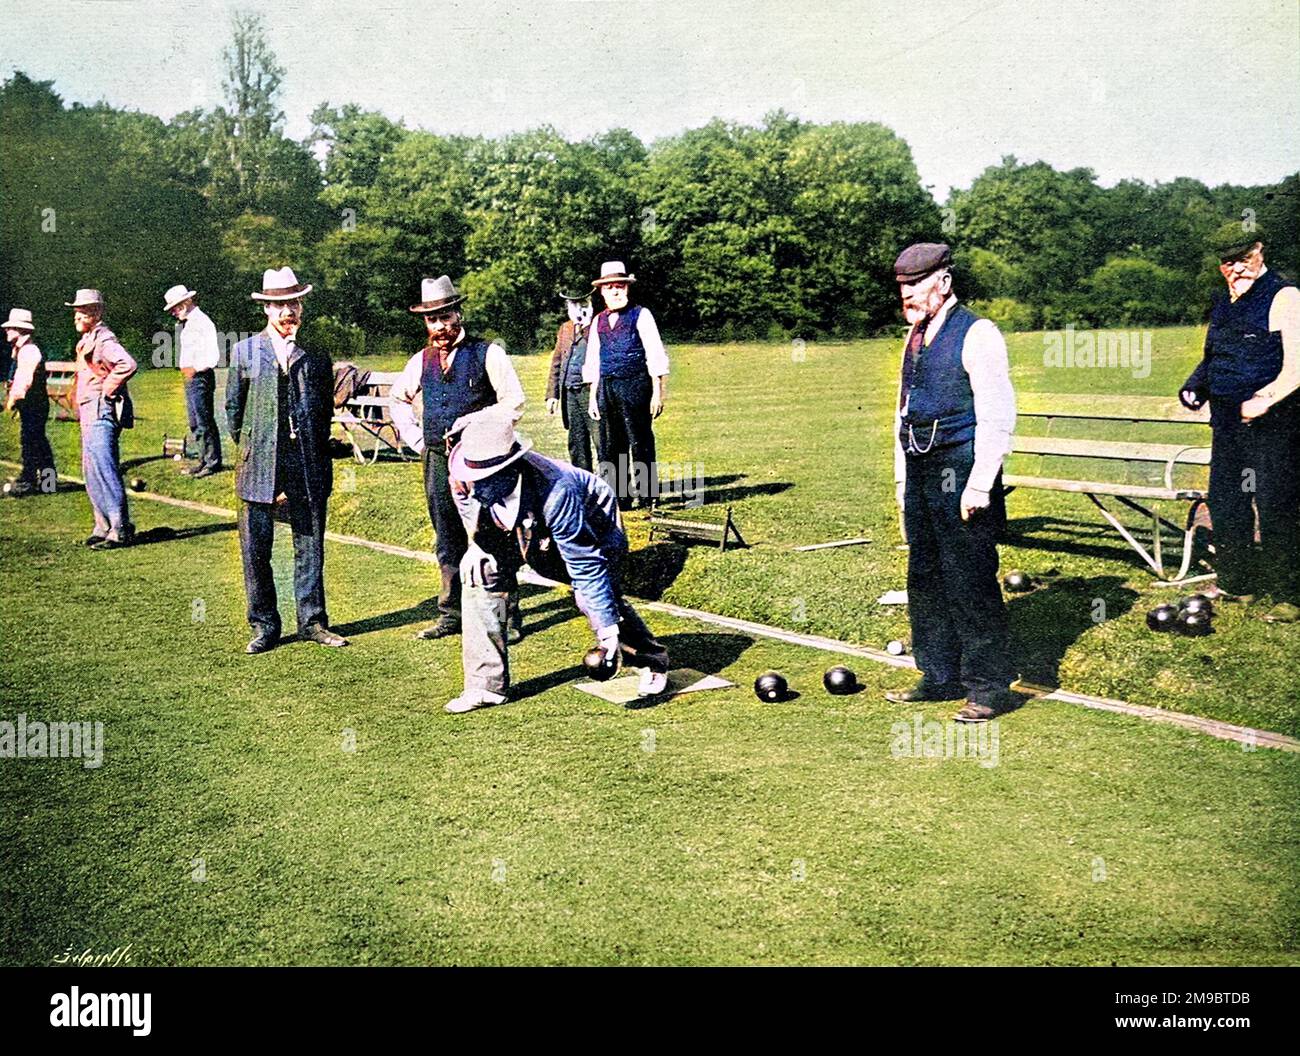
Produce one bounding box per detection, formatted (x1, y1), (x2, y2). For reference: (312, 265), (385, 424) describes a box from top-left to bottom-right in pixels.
(1180, 594), (1215, 618)
(1176, 609), (1214, 637)
(1003, 570), (1034, 592)
(754, 671), (789, 702)
(583, 646), (620, 681)
(1146, 604), (1179, 632)
(823, 665), (858, 695)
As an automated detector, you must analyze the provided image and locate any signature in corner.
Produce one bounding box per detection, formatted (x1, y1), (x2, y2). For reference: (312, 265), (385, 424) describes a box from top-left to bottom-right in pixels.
(51, 943), (135, 967)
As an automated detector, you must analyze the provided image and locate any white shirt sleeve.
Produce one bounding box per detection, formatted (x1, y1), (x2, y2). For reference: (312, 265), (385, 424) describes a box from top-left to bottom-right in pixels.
(582, 324), (601, 385)
(388, 350), (427, 454)
(484, 342), (526, 418)
(1262, 285), (1300, 404)
(179, 310), (221, 372)
(961, 318), (1017, 493)
(9, 344), (41, 401)
(636, 308), (670, 377)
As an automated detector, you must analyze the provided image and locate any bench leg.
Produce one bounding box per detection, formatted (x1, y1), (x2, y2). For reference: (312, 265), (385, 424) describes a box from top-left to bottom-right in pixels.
(1086, 493), (1164, 576)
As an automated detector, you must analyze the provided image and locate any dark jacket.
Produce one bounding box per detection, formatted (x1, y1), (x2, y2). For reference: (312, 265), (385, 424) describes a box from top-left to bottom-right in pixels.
(226, 331), (334, 507)
(544, 321), (589, 426)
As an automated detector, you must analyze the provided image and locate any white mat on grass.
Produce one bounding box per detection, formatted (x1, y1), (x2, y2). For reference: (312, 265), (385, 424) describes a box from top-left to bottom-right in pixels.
(574, 668), (734, 704)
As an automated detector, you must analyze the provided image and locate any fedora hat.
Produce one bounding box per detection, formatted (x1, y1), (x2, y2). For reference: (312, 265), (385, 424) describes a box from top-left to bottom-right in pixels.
(591, 261), (636, 288)
(250, 266), (313, 302)
(163, 284), (198, 312)
(557, 287), (592, 302)
(2, 308), (35, 332)
(409, 275), (465, 314)
(448, 409), (534, 483)
(65, 289), (105, 309)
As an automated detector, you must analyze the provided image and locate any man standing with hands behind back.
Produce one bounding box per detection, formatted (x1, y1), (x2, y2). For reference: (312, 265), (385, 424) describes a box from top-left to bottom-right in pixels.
(885, 243), (1017, 723)
(164, 284), (223, 478)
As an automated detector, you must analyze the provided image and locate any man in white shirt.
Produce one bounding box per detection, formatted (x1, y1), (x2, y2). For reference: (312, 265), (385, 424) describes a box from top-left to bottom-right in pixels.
(3, 308), (56, 496)
(583, 261), (669, 509)
(884, 243), (1018, 723)
(165, 285), (223, 477)
(389, 275), (526, 640)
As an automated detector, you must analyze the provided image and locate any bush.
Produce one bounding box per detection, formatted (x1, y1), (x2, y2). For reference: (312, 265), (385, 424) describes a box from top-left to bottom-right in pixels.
(968, 297), (1038, 332)
(301, 316), (366, 360)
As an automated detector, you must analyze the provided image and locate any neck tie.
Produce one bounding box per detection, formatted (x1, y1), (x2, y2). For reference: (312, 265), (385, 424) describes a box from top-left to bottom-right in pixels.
(898, 316), (931, 412)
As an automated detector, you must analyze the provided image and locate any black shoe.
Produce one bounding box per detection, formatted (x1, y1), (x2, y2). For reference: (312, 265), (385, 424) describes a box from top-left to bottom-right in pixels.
(415, 616), (461, 640)
(3, 481), (34, 497)
(191, 466), (218, 479)
(89, 537), (127, 551)
(179, 465), (199, 476)
(508, 622), (523, 645)
(246, 632), (280, 655)
(884, 680), (967, 703)
(84, 534), (107, 548)
(300, 625), (349, 647)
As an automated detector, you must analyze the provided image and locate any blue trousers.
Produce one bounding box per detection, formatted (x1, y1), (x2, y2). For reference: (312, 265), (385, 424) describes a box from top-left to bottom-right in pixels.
(184, 369), (223, 470)
(79, 398), (130, 540)
(903, 441), (1014, 702)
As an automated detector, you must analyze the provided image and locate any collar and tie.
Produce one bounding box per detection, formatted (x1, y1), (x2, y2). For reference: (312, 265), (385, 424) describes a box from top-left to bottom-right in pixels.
(899, 314), (933, 412)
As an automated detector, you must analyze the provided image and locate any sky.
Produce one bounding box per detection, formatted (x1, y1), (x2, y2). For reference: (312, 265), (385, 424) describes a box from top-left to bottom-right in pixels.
(2, 0), (1298, 197)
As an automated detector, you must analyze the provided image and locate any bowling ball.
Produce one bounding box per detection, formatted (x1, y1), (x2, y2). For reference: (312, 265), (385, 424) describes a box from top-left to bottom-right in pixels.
(1003, 570), (1033, 592)
(886, 639), (908, 656)
(582, 646), (620, 682)
(173, 453), (183, 462)
(129, 477), (146, 492)
(1146, 604), (1179, 632)
(823, 665), (858, 695)
(1176, 609), (1214, 637)
(754, 671), (789, 702)
(1180, 594), (1215, 617)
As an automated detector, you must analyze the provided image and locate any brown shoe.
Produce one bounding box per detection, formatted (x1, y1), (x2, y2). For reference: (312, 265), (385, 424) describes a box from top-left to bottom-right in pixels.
(884, 680), (966, 704)
(1261, 602), (1300, 624)
(415, 616), (461, 640)
(300, 625), (349, 647)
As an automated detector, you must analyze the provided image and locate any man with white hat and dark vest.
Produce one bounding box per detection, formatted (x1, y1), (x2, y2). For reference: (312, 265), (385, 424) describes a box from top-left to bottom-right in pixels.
(389, 275), (526, 641)
(884, 243), (1018, 722)
(164, 284), (223, 478)
(226, 266), (348, 654)
(442, 407), (670, 713)
(544, 287), (595, 471)
(583, 261), (669, 509)
(68, 289), (137, 548)
(3, 308), (56, 496)
(1180, 222), (1300, 622)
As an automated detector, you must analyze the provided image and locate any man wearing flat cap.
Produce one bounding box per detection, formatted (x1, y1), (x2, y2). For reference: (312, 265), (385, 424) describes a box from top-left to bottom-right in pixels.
(441, 408), (670, 714)
(389, 275), (526, 641)
(68, 289), (137, 548)
(226, 266), (348, 653)
(583, 261), (669, 510)
(165, 284), (223, 478)
(1180, 222), (1300, 621)
(3, 308), (56, 496)
(544, 288), (595, 471)
(885, 243), (1018, 722)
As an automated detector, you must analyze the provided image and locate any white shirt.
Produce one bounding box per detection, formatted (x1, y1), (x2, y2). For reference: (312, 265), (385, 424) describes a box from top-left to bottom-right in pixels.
(8, 338), (42, 401)
(582, 306), (670, 384)
(893, 294), (1017, 494)
(1251, 270), (1300, 407)
(389, 329), (526, 455)
(266, 328), (295, 374)
(177, 305), (220, 372)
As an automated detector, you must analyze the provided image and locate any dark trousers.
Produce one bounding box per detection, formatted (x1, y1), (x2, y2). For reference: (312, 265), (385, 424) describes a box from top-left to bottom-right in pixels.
(563, 385), (594, 472)
(18, 399), (55, 488)
(596, 373), (657, 508)
(184, 369), (223, 470)
(424, 445), (468, 622)
(1208, 392), (1300, 600)
(239, 456), (327, 638)
(903, 441), (1015, 703)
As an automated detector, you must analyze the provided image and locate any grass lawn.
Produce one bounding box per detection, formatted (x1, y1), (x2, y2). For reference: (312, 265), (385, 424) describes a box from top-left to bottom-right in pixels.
(4, 325), (1297, 735)
(1, 489), (1297, 965)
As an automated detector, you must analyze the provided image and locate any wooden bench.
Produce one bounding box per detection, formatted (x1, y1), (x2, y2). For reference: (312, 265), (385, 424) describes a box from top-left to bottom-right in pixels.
(332, 370), (418, 464)
(45, 361), (78, 421)
(1003, 393), (1212, 583)
(648, 504), (747, 551)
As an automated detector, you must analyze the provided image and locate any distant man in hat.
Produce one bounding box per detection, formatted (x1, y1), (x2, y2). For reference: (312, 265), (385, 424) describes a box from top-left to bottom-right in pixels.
(226, 267), (348, 653)
(584, 261), (669, 510)
(165, 284), (223, 478)
(68, 289), (137, 548)
(544, 288), (595, 471)
(3, 308), (56, 496)
(1180, 222), (1300, 621)
(884, 243), (1018, 722)
(389, 275), (526, 641)
(442, 408), (670, 713)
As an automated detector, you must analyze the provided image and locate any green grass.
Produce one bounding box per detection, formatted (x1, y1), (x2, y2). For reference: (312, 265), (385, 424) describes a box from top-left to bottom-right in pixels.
(1, 490), (1297, 965)
(4, 326), (1296, 735)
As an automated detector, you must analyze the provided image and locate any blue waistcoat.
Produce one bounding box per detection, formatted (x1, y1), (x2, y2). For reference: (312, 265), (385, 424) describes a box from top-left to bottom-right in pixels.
(597, 306), (647, 380)
(899, 303), (979, 452)
(421, 337), (498, 448)
(1203, 269), (1291, 400)
(564, 331), (588, 389)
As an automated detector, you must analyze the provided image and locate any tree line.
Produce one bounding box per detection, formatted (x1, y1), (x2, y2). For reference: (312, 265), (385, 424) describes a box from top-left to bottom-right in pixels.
(1, 13), (1296, 364)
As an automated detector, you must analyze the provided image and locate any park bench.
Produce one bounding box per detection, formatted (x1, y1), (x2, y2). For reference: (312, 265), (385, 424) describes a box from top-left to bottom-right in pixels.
(1003, 393), (1212, 584)
(45, 361), (78, 420)
(648, 504), (747, 551)
(332, 370), (418, 464)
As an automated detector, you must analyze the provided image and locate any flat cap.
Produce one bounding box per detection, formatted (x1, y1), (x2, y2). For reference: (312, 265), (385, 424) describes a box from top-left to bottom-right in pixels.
(1210, 221), (1264, 261)
(894, 242), (952, 283)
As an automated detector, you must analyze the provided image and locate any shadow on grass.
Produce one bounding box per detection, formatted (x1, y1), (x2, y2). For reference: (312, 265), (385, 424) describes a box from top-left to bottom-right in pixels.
(332, 596), (440, 639)
(1007, 573), (1139, 688)
(622, 543), (689, 600)
(652, 473), (794, 509)
(130, 522), (237, 546)
(1004, 513), (1201, 571)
